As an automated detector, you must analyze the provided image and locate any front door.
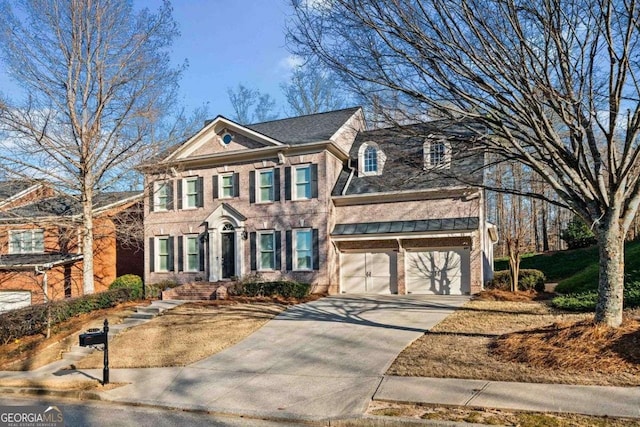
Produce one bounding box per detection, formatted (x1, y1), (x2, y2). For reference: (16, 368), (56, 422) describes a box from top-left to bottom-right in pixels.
(221, 232), (236, 278)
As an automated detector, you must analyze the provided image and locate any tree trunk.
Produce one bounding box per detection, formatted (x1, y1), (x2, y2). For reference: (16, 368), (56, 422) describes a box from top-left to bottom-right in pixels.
(507, 237), (520, 292)
(82, 189), (95, 295)
(594, 215), (625, 327)
(541, 202), (549, 252)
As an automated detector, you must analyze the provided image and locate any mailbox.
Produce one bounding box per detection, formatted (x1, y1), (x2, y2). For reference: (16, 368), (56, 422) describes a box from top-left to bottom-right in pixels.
(79, 328), (106, 347)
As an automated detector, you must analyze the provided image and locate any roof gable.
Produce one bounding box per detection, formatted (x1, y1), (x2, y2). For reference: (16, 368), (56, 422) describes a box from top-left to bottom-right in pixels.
(161, 107), (364, 164)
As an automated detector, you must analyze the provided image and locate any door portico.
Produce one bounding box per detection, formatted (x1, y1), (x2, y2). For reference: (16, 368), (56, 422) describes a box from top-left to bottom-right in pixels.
(204, 203), (246, 282)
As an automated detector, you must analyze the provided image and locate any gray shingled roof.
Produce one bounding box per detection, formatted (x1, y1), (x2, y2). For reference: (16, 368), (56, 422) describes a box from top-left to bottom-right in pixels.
(246, 107), (361, 144)
(0, 191), (141, 219)
(0, 252), (83, 269)
(0, 180), (36, 201)
(332, 217), (480, 236)
(332, 121), (485, 196)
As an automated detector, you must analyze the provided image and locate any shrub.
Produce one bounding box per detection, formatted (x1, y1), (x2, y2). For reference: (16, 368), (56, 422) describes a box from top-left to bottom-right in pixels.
(0, 288), (134, 344)
(560, 216), (597, 249)
(147, 279), (181, 298)
(487, 269), (546, 292)
(234, 281), (311, 299)
(552, 281), (640, 312)
(109, 274), (143, 299)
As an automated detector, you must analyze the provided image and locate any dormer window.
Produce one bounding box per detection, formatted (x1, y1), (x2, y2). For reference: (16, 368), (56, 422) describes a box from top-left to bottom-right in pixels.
(424, 139), (451, 169)
(364, 146), (378, 173)
(358, 142), (386, 176)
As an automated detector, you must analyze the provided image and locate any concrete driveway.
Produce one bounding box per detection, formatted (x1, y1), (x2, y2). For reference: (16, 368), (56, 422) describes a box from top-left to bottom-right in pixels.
(99, 295), (468, 420)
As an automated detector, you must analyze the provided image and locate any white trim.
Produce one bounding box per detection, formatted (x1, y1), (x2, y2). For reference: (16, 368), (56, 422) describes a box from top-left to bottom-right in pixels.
(155, 236), (171, 273)
(166, 117), (283, 161)
(331, 230), (475, 242)
(184, 235), (200, 272)
(292, 164), (311, 200)
(257, 230), (276, 271)
(219, 172), (235, 199)
(8, 229), (45, 254)
(293, 228), (313, 271)
(153, 181), (169, 211)
(0, 183), (44, 209)
(182, 176), (199, 209)
(423, 139), (452, 169)
(332, 186), (478, 206)
(256, 168), (275, 203)
(357, 141), (386, 176)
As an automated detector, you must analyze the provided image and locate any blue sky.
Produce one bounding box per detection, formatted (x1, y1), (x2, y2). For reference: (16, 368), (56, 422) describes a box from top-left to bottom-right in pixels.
(0, 0), (299, 120)
(160, 0), (298, 117)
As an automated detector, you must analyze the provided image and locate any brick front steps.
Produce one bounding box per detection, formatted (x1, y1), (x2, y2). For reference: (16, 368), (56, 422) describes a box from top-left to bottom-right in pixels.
(161, 282), (235, 301)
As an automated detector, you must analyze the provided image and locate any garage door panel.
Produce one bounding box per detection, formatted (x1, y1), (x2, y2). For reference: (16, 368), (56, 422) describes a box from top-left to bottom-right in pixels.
(340, 251), (395, 294)
(406, 248), (470, 295)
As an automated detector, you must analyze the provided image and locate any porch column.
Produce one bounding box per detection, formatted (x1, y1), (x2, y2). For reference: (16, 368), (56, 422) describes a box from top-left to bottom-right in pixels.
(208, 229), (219, 282)
(235, 227), (245, 279)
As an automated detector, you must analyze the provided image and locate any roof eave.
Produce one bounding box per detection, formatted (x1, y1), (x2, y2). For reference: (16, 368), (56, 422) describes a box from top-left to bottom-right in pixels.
(332, 186), (480, 206)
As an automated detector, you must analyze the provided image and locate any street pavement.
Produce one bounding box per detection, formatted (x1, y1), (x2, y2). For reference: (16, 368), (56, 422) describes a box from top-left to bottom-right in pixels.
(1, 294), (639, 423)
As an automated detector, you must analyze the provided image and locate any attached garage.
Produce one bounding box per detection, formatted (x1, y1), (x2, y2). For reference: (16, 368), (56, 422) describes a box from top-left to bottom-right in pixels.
(340, 251), (398, 294)
(0, 291), (31, 313)
(405, 248), (470, 295)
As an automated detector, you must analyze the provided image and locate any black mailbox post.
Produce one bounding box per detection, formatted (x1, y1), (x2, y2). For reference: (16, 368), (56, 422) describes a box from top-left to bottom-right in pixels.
(79, 319), (109, 384)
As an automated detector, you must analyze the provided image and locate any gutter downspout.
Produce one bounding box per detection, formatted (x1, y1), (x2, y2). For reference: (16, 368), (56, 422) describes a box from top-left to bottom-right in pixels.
(341, 159), (356, 196)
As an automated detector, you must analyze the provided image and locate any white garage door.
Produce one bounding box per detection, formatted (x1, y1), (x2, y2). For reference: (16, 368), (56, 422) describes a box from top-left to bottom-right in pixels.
(405, 248), (470, 295)
(341, 251), (397, 294)
(0, 291), (31, 313)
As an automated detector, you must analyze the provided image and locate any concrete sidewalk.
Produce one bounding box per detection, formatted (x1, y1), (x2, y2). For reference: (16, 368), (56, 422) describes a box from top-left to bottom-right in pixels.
(375, 376), (640, 419)
(1, 295), (639, 423)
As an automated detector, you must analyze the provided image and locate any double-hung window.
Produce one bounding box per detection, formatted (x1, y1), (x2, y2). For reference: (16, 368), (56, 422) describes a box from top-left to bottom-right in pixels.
(154, 182), (169, 211)
(157, 237), (171, 272)
(294, 229), (312, 270)
(364, 146), (378, 173)
(184, 177), (199, 208)
(258, 231), (275, 270)
(258, 169), (274, 202)
(185, 236), (200, 272)
(294, 166), (311, 200)
(9, 230), (44, 254)
(220, 174), (234, 199)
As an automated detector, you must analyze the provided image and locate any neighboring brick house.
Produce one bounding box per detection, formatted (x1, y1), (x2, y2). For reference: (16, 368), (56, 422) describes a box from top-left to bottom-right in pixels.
(143, 107), (497, 296)
(0, 181), (143, 312)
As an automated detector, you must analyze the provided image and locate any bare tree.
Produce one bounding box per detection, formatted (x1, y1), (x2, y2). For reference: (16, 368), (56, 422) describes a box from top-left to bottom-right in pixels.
(0, 0), (183, 295)
(227, 84), (279, 124)
(289, 0), (640, 327)
(282, 63), (346, 115)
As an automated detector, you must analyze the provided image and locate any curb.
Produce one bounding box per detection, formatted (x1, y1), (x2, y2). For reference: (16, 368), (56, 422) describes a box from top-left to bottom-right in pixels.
(0, 387), (480, 427)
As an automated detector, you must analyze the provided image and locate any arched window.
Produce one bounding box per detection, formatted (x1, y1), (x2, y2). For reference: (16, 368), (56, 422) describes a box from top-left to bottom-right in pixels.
(358, 142), (386, 176)
(364, 145), (378, 173)
(424, 139), (451, 169)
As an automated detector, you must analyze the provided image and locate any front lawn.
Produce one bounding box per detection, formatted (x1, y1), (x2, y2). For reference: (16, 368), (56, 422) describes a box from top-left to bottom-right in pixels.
(388, 297), (640, 386)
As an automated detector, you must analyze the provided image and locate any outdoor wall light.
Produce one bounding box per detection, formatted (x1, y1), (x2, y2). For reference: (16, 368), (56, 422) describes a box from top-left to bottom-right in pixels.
(241, 230), (248, 240)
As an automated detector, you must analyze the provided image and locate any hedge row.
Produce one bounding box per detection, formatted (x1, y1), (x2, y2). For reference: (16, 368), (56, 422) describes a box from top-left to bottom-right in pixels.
(232, 281), (311, 299)
(552, 281), (640, 312)
(487, 269), (546, 292)
(0, 288), (135, 345)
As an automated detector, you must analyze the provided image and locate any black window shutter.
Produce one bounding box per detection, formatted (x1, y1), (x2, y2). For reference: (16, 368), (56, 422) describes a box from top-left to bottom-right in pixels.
(199, 237), (205, 271)
(233, 172), (240, 197)
(149, 237), (155, 272)
(284, 167), (291, 200)
(311, 164), (318, 198)
(168, 236), (175, 272)
(212, 175), (218, 199)
(149, 183), (154, 212)
(273, 168), (280, 201)
(177, 180), (183, 210)
(166, 181), (174, 210)
(275, 231), (282, 270)
(177, 236), (184, 272)
(285, 230), (292, 271)
(312, 229), (320, 270)
(197, 177), (204, 207)
(250, 232), (257, 270)
(249, 171), (255, 203)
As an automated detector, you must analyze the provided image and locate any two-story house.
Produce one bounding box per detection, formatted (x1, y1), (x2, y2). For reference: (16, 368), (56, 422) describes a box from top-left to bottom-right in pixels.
(0, 181), (143, 312)
(143, 107), (497, 296)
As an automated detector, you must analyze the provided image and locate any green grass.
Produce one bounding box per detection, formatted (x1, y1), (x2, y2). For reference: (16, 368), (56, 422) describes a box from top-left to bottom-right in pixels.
(494, 240), (640, 293)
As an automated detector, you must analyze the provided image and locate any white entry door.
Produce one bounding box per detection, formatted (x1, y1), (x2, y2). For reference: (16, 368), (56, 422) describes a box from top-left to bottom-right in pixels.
(341, 251), (397, 294)
(405, 248), (470, 295)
